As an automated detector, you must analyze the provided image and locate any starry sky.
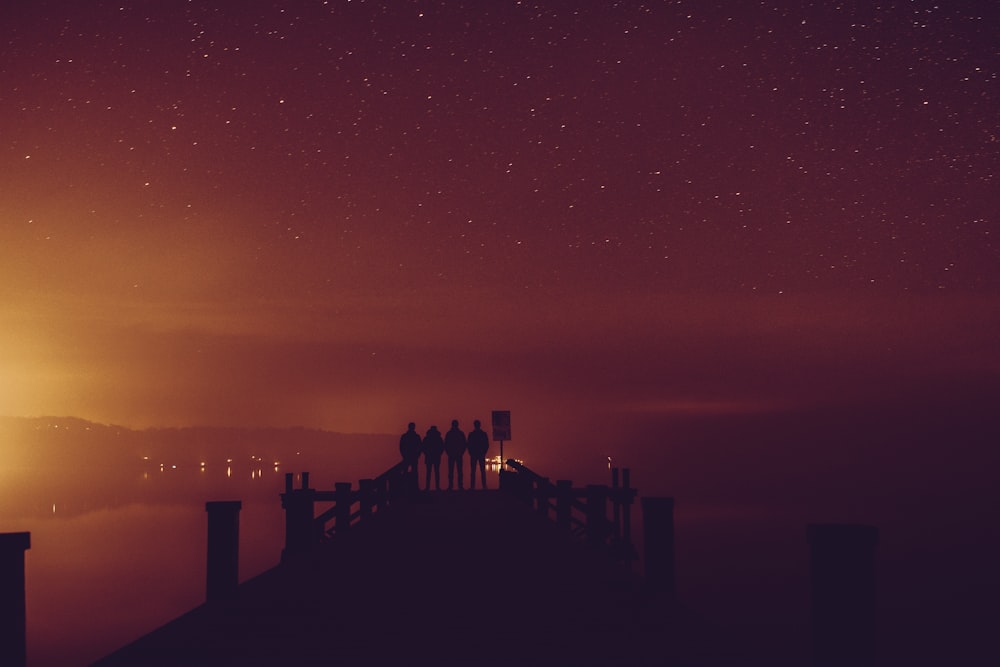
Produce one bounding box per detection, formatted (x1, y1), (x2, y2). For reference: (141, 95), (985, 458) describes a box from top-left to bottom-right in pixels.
(2, 6), (999, 663)
(2, 1), (998, 474)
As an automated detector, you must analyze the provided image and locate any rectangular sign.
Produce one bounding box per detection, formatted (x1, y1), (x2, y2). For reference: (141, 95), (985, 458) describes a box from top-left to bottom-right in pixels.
(491, 410), (511, 441)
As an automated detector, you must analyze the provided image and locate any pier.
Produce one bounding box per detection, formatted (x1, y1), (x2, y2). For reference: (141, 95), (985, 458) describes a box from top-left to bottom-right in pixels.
(88, 462), (697, 666)
(2, 460), (879, 666)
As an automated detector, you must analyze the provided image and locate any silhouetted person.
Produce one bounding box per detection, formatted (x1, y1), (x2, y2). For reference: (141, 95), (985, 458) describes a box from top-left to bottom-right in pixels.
(467, 419), (489, 489)
(399, 422), (422, 479)
(421, 425), (445, 491)
(444, 419), (467, 490)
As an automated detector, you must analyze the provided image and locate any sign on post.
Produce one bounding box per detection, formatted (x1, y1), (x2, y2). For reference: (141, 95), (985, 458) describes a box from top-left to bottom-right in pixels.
(491, 410), (511, 441)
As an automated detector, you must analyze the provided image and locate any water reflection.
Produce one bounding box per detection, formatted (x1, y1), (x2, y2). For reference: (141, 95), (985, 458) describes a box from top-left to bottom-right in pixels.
(0, 418), (402, 667)
(7, 462), (392, 667)
(140, 455), (285, 484)
(485, 454), (522, 473)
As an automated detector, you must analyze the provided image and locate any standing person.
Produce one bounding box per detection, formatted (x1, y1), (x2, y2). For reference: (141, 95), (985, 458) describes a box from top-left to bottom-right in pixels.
(421, 425), (445, 491)
(399, 422), (422, 489)
(467, 419), (490, 490)
(444, 419), (467, 491)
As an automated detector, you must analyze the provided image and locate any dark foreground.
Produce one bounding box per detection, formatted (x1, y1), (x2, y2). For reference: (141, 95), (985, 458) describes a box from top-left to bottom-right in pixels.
(90, 490), (743, 666)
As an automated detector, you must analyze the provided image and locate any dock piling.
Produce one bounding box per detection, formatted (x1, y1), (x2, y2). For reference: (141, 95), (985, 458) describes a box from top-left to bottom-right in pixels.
(536, 477), (550, 518)
(641, 497), (675, 599)
(555, 480), (573, 531)
(358, 479), (374, 520)
(282, 474), (316, 560)
(0, 532), (30, 667)
(585, 485), (609, 547)
(807, 523), (879, 667)
(334, 482), (353, 533)
(621, 468), (633, 548)
(205, 502), (242, 602)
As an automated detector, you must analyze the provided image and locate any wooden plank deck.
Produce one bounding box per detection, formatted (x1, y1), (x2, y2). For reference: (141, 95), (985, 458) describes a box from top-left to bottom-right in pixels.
(90, 490), (743, 666)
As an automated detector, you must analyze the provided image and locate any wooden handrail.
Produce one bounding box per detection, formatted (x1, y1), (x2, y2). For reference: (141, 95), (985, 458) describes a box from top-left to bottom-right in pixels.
(282, 458), (636, 567)
(500, 459), (637, 566)
(281, 460), (416, 560)
(504, 458), (542, 479)
(374, 460), (408, 482)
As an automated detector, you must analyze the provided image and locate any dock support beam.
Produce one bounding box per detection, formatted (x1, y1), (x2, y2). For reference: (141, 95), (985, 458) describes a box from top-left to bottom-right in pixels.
(0, 532), (30, 667)
(205, 501), (242, 602)
(611, 468), (621, 540)
(807, 524), (878, 667)
(282, 473), (317, 560)
(389, 468), (413, 505)
(335, 482), (353, 533)
(585, 485), (608, 547)
(375, 475), (389, 511)
(641, 497), (675, 600)
(555, 480), (573, 531)
(536, 477), (550, 518)
(621, 469), (634, 560)
(358, 479), (374, 520)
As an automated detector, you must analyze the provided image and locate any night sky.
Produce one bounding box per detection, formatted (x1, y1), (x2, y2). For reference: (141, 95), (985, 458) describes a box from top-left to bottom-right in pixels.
(2, 3), (999, 664)
(2, 1), (998, 467)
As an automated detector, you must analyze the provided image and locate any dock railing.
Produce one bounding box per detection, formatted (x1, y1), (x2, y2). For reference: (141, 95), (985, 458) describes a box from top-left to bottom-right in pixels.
(279, 459), (637, 567)
(280, 461), (415, 561)
(501, 459), (638, 567)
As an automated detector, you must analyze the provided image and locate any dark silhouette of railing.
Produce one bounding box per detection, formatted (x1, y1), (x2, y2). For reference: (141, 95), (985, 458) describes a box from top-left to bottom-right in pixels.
(499, 460), (638, 565)
(279, 460), (640, 568)
(273, 462), (879, 667)
(280, 461), (415, 560)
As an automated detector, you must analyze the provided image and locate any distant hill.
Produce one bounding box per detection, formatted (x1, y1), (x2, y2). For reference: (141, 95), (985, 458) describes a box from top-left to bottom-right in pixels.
(0, 416), (399, 518)
(1, 416), (395, 466)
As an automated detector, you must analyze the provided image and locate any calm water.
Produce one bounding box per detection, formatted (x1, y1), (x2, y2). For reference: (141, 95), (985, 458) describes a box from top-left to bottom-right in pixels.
(1, 432), (408, 667)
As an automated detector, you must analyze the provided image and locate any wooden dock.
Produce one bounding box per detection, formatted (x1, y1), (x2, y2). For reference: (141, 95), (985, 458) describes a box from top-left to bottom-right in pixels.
(87, 464), (741, 666)
(69, 462), (881, 666)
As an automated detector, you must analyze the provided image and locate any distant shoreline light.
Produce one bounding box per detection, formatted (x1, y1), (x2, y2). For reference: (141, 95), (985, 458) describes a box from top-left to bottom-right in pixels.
(486, 455), (522, 472)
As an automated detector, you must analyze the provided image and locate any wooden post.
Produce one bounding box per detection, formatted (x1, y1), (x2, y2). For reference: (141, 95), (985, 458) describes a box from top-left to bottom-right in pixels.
(375, 475), (388, 511)
(519, 471), (534, 504)
(555, 480), (573, 531)
(281, 488), (315, 560)
(622, 468), (633, 551)
(585, 485), (608, 547)
(0, 532), (30, 667)
(358, 479), (374, 521)
(498, 467), (515, 491)
(334, 482), (353, 533)
(536, 477), (550, 518)
(611, 467), (622, 541)
(807, 524), (879, 667)
(642, 497), (675, 599)
(389, 468), (410, 505)
(205, 501), (241, 601)
(387, 471), (399, 505)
